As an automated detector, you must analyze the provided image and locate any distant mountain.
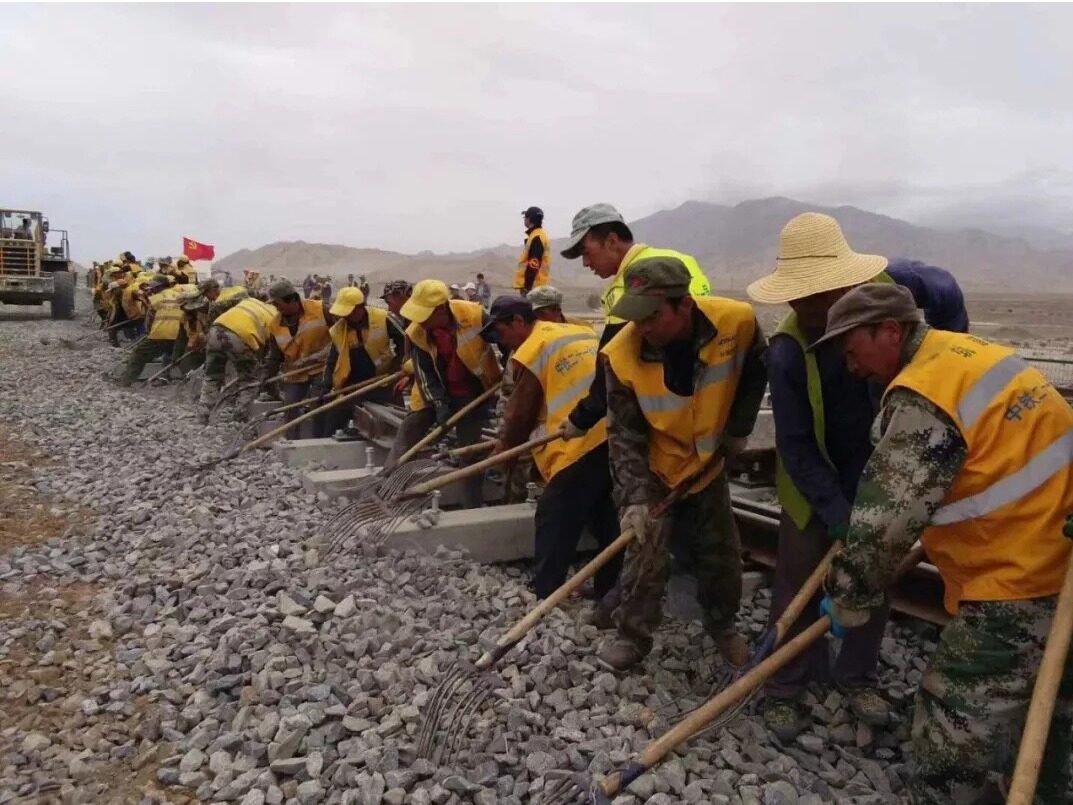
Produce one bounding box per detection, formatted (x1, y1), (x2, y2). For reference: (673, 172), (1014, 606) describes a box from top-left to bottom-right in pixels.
(215, 197), (1073, 294)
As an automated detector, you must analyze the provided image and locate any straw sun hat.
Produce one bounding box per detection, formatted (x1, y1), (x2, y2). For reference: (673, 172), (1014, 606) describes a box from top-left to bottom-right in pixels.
(746, 213), (889, 305)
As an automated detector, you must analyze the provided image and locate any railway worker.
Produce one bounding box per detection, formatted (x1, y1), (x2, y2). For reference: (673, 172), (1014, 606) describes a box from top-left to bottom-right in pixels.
(319, 286), (399, 436)
(556, 203), (711, 439)
(174, 281), (248, 376)
(118, 267), (149, 339)
(263, 279), (331, 438)
(383, 279), (502, 508)
(484, 295), (622, 605)
(596, 257), (767, 672)
(815, 282), (1073, 804)
(745, 212), (970, 740)
(526, 285), (594, 329)
(174, 255), (197, 285)
(118, 275), (196, 385)
(381, 280), (414, 398)
(515, 206), (551, 295)
(197, 294), (279, 424)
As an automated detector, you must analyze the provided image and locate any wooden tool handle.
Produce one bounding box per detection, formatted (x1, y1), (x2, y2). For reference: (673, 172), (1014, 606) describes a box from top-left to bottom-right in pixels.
(447, 439), (497, 459)
(773, 542), (841, 644)
(396, 382), (503, 466)
(239, 371), (401, 454)
(1007, 553), (1073, 805)
(403, 433), (560, 498)
(268, 377), (375, 418)
(476, 529), (636, 670)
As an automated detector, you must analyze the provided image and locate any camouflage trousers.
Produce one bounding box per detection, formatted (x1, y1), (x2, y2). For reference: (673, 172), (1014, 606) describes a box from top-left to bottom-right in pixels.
(613, 472), (743, 653)
(119, 337), (174, 386)
(198, 325), (260, 420)
(911, 596), (1073, 804)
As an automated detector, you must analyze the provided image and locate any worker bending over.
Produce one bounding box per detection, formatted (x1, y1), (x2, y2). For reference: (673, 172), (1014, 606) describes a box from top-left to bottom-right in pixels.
(118, 275), (195, 386)
(595, 257), (767, 672)
(383, 279), (502, 508)
(197, 295), (279, 424)
(264, 279), (331, 438)
(485, 295), (622, 605)
(745, 212), (970, 740)
(320, 287), (399, 436)
(816, 283), (1073, 804)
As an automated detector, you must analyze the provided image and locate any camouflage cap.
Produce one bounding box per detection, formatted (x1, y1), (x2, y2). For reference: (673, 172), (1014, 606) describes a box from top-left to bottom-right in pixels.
(267, 278), (298, 300)
(811, 282), (922, 350)
(608, 256), (691, 321)
(526, 285), (563, 311)
(381, 279), (412, 298)
(561, 203), (625, 259)
(198, 278), (221, 295)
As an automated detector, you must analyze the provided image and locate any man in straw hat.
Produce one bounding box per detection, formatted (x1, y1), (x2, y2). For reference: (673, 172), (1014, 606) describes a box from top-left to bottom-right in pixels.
(745, 212), (968, 740)
(596, 256), (767, 671)
(814, 282), (1073, 803)
(556, 203), (712, 439)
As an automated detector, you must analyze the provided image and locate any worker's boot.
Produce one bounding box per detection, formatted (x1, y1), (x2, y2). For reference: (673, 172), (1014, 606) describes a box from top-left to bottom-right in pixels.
(843, 687), (891, 727)
(712, 627), (750, 668)
(597, 638), (648, 672)
(763, 698), (807, 743)
(582, 600), (615, 630)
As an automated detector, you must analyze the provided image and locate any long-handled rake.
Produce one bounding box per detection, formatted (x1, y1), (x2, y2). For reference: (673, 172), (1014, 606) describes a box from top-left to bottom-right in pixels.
(539, 544), (927, 805)
(139, 351), (195, 385)
(235, 375), (389, 439)
(209, 362), (327, 417)
(415, 458), (721, 766)
(57, 319), (134, 349)
(194, 371), (401, 470)
(324, 432), (558, 556)
(395, 383), (503, 465)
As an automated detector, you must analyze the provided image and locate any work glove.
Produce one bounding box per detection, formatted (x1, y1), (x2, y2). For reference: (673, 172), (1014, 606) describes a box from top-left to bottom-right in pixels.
(433, 401), (451, 428)
(558, 418), (586, 441)
(819, 595), (848, 639)
(620, 504), (652, 545)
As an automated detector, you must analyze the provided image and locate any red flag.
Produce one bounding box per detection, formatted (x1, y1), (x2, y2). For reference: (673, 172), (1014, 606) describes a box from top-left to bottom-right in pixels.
(182, 237), (216, 261)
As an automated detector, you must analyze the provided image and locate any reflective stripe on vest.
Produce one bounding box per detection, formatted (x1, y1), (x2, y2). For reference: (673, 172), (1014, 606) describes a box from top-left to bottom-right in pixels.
(515, 227), (551, 289)
(512, 322), (607, 481)
(406, 299), (502, 410)
(328, 308), (394, 390)
(602, 296), (755, 493)
(147, 285), (194, 341)
(270, 299), (330, 380)
(886, 328), (1073, 612)
(217, 297), (279, 351)
(602, 244), (712, 325)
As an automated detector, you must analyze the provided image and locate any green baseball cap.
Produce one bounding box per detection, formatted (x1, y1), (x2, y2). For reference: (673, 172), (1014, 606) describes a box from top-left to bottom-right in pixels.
(560, 203), (625, 259)
(609, 256), (691, 321)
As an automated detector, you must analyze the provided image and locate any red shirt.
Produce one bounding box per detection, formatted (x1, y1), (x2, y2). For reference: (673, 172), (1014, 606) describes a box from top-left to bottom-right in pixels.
(430, 327), (472, 399)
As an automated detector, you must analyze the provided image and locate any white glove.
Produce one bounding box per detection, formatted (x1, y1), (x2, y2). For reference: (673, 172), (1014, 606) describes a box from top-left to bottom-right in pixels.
(558, 418), (586, 441)
(620, 504), (651, 544)
(723, 435), (748, 457)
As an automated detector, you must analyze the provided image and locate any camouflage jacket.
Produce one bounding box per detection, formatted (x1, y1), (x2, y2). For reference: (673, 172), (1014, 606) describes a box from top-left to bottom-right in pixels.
(827, 324), (968, 625)
(605, 309), (768, 508)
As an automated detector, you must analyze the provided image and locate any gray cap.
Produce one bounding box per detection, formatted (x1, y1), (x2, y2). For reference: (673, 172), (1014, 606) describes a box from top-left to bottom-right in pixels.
(526, 285), (563, 311)
(268, 278), (298, 300)
(811, 283), (922, 350)
(561, 203), (625, 259)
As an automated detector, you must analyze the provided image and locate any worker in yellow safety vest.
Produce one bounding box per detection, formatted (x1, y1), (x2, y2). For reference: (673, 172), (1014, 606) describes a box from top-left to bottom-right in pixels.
(319, 286), (399, 437)
(556, 202), (712, 439)
(263, 279), (331, 438)
(595, 256), (767, 672)
(383, 279), (502, 507)
(197, 294), (279, 424)
(815, 282), (1073, 804)
(117, 276), (195, 385)
(485, 295), (623, 607)
(514, 206), (550, 295)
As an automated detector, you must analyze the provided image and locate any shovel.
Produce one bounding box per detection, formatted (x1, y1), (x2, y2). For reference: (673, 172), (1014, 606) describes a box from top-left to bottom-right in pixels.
(540, 543), (928, 805)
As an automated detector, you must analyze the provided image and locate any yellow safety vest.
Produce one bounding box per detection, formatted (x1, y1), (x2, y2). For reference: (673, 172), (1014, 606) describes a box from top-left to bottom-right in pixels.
(328, 308), (394, 390)
(147, 284), (195, 341)
(270, 299), (330, 382)
(515, 228), (551, 290)
(602, 296), (755, 494)
(511, 322), (608, 481)
(215, 297), (280, 351)
(887, 329), (1073, 613)
(603, 244), (711, 326)
(407, 300), (502, 411)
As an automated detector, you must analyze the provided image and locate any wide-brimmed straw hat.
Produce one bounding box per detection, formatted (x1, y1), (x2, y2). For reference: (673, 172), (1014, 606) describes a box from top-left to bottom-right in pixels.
(746, 213), (888, 305)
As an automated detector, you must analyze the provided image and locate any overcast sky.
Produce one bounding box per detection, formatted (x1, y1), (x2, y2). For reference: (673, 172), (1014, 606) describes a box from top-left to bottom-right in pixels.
(3, 3), (1072, 263)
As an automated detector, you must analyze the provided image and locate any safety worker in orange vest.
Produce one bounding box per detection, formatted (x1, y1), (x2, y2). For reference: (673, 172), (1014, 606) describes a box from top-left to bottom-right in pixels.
(484, 295), (622, 608)
(816, 283), (1073, 804)
(597, 257), (767, 673)
(514, 206), (550, 296)
(319, 286), (399, 437)
(383, 279), (502, 507)
(263, 279), (331, 438)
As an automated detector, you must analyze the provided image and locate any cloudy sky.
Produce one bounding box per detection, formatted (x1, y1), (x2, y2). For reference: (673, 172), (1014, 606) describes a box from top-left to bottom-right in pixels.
(3, 3), (1072, 263)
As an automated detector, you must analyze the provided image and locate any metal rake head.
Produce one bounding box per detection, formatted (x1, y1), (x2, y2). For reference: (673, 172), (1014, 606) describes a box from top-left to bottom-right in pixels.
(415, 659), (502, 765)
(539, 772), (610, 805)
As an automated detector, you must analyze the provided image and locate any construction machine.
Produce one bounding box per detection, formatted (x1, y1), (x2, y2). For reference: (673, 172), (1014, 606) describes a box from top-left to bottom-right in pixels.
(0, 208), (74, 318)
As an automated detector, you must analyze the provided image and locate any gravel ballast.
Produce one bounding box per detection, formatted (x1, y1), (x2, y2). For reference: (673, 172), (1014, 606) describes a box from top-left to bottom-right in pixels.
(0, 313), (938, 804)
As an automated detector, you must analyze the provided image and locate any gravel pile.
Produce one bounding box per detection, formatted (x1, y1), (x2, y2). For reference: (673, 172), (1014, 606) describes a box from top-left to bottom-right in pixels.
(0, 315), (936, 804)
